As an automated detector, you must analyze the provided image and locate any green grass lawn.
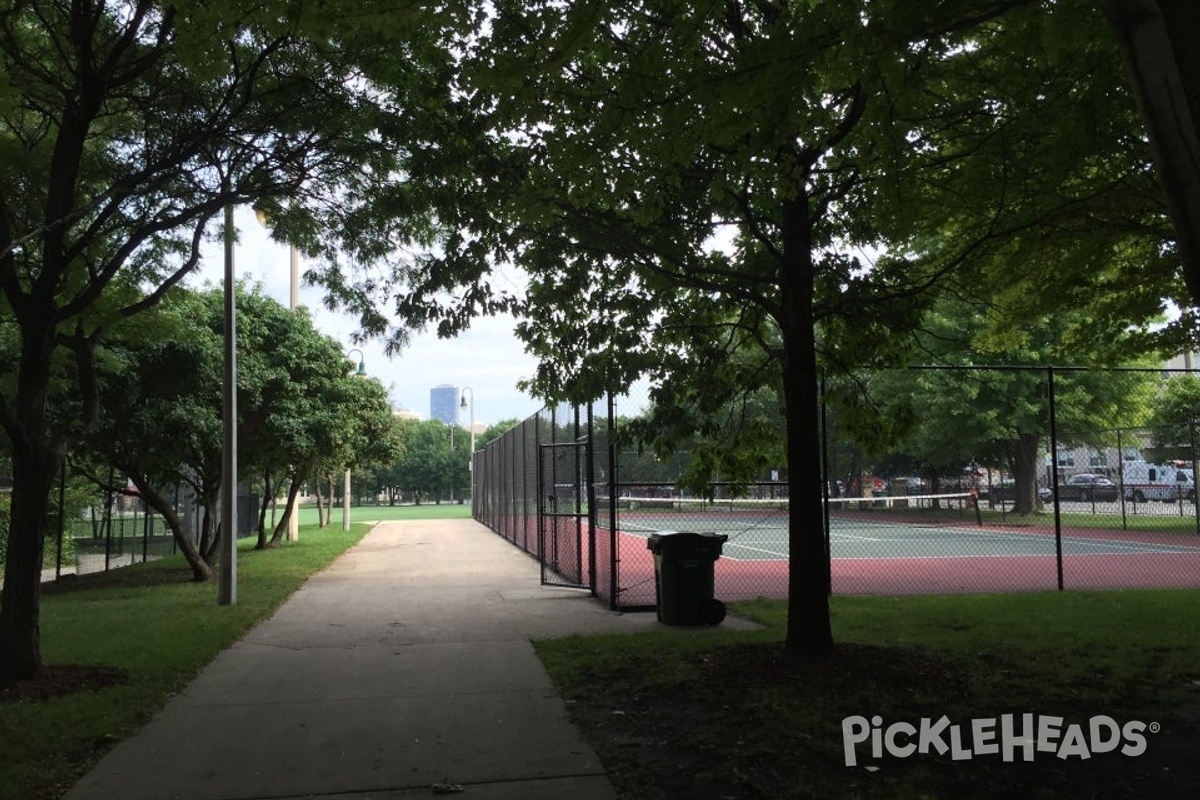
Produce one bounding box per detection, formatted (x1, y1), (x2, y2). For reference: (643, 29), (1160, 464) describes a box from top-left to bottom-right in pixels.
(8, 506), (1199, 800)
(0, 524), (371, 800)
(536, 591), (1200, 799)
(291, 501), (472, 526)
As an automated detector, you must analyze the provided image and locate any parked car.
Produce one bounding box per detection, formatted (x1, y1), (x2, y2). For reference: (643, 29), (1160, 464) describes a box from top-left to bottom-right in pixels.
(890, 476), (925, 494)
(1057, 473), (1119, 502)
(1120, 460), (1195, 503)
(987, 479), (1052, 503)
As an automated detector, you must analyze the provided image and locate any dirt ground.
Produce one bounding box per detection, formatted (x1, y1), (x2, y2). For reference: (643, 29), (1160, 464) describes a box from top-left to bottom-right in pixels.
(560, 642), (1200, 800)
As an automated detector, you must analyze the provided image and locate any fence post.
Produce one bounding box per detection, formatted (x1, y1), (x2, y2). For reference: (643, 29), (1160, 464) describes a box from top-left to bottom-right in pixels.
(1047, 366), (1064, 591)
(142, 496), (150, 563)
(1191, 421), (1199, 536)
(103, 467), (114, 572)
(586, 401), (597, 594)
(820, 375), (832, 597)
(1117, 427), (1130, 528)
(55, 459), (66, 581)
(130, 495), (138, 565)
(573, 404), (583, 585)
(537, 410), (546, 578)
(607, 392), (619, 610)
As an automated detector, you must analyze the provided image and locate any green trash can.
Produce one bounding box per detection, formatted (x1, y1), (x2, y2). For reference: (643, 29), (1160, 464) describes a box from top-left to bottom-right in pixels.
(646, 531), (728, 625)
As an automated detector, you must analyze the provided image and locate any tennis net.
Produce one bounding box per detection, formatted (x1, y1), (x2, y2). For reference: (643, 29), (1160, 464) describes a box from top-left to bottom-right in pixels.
(604, 492), (980, 536)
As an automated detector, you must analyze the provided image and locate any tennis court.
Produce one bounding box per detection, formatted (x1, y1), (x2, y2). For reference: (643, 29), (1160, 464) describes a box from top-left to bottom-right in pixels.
(599, 493), (1200, 606)
(472, 376), (1200, 611)
(610, 494), (1200, 560)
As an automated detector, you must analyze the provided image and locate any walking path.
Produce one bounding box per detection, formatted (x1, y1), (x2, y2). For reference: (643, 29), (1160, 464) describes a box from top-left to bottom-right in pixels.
(63, 517), (753, 800)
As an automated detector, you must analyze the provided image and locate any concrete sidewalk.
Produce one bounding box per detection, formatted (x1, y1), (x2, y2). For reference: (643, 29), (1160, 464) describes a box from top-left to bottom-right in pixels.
(63, 518), (752, 800)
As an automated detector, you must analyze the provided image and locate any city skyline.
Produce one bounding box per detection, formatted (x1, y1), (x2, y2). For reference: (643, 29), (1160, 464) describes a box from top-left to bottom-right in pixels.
(429, 384), (460, 426)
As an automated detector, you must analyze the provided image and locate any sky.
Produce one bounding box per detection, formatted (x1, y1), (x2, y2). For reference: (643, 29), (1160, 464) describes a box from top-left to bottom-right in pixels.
(187, 207), (546, 428)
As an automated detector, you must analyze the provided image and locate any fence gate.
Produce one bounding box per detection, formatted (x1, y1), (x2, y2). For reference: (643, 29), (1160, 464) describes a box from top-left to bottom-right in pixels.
(538, 439), (592, 589)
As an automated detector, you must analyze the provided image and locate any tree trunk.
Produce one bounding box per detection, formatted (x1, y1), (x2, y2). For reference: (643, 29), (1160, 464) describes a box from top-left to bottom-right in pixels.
(127, 477), (212, 581)
(0, 446), (61, 680)
(314, 480), (326, 528)
(1006, 433), (1044, 515)
(268, 476), (303, 547)
(255, 469), (274, 549)
(780, 193), (834, 657)
(0, 320), (64, 680)
(199, 498), (219, 565)
(324, 475), (335, 527)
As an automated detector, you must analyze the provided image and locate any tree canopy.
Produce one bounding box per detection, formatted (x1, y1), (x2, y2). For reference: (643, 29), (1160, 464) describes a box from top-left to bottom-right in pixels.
(830, 297), (1161, 514)
(330, 0), (1184, 654)
(6, 0), (1200, 678)
(0, 0), (466, 679)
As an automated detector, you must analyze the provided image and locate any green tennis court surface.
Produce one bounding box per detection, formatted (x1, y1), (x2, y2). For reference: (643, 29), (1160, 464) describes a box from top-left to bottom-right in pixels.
(608, 495), (1200, 561)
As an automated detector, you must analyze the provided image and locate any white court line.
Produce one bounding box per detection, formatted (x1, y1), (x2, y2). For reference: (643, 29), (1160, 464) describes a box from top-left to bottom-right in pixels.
(717, 535), (1197, 561)
(720, 542), (789, 560)
(623, 525), (1199, 556)
(724, 550), (1200, 563)
(870, 528), (1198, 554)
(832, 525), (1198, 552)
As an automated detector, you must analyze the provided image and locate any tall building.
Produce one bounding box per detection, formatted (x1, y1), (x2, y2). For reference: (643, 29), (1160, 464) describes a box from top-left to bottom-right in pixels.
(430, 384), (459, 425)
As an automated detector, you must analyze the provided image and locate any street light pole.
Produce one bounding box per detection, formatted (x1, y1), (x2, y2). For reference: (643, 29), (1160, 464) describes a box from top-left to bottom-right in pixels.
(286, 240), (299, 541)
(460, 387), (475, 509)
(219, 189), (238, 606)
(344, 349), (366, 532)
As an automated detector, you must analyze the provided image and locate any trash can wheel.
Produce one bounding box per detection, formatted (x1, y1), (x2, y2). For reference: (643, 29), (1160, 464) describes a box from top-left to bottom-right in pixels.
(700, 598), (726, 626)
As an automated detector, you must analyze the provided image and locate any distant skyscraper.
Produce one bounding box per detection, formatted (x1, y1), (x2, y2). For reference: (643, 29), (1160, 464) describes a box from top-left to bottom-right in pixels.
(430, 384), (459, 425)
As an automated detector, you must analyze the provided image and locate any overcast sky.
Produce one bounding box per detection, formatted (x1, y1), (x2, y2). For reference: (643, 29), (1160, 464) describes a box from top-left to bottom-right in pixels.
(187, 207), (546, 428)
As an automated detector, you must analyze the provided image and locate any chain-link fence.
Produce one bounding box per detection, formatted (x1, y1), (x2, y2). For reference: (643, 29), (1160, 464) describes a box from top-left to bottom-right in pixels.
(30, 478), (259, 583)
(472, 367), (1200, 609)
(473, 402), (612, 592)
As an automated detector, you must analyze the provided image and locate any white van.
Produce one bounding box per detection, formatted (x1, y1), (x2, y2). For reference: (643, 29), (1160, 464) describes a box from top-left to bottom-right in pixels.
(1120, 461), (1196, 502)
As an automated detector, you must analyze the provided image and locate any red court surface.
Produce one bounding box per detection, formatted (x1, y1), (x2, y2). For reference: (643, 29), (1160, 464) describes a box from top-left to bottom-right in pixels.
(588, 523), (1200, 610)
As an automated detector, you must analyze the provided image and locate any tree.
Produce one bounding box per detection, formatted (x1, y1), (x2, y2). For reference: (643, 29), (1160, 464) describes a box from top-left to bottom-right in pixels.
(424, 0), (1072, 656)
(1104, 0), (1200, 306)
(894, 3), (1177, 363)
(76, 292), (221, 580)
(479, 419), (523, 448)
(361, 456), (406, 507)
(336, 372), (405, 510)
(77, 284), (396, 563)
(1143, 374), (1200, 461)
(315, 0), (1182, 658)
(0, 1), (467, 679)
(835, 299), (1159, 515)
(394, 419), (449, 504)
(228, 287), (399, 546)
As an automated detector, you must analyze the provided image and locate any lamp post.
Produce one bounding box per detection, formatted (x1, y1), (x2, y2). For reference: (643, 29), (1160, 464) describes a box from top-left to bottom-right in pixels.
(344, 349), (366, 532)
(460, 387), (475, 508)
(219, 187), (238, 606)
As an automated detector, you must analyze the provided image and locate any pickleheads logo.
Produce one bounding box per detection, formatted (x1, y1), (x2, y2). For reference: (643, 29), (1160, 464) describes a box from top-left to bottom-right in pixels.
(842, 714), (1157, 767)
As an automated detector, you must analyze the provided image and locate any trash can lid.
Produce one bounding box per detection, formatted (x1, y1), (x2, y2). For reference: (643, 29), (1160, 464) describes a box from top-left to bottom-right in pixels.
(647, 531), (728, 554)
(646, 531), (678, 551)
